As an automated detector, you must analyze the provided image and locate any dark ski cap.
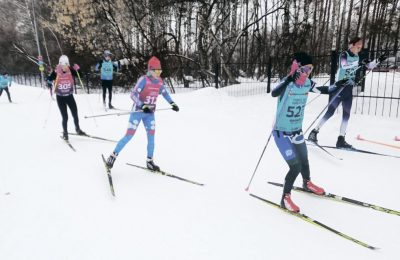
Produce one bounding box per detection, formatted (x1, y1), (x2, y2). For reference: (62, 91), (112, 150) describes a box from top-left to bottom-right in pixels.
(293, 52), (313, 66)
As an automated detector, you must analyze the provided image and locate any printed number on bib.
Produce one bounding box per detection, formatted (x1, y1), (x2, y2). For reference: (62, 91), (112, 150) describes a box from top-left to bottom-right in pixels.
(58, 83), (71, 90)
(286, 105), (304, 118)
(145, 96), (157, 105)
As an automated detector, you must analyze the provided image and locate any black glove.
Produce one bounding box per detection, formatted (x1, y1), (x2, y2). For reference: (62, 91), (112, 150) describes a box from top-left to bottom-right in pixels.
(141, 104), (152, 113)
(170, 102), (179, 112)
(378, 54), (387, 63)
(335, 79), (350, 88)
(361, 58), (371, 65)
(286, 70), (300, 83)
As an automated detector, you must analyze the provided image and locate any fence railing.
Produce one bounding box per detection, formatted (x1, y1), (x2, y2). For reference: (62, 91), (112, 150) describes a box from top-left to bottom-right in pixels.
(11, 49), (400, 117)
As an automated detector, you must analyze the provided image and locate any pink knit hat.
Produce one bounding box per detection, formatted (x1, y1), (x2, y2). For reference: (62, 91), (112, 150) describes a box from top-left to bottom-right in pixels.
(148, 56), (161, 71)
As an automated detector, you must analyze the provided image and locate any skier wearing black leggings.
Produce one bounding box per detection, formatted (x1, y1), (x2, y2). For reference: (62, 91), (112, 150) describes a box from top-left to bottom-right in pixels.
(48, 55), (86, 140)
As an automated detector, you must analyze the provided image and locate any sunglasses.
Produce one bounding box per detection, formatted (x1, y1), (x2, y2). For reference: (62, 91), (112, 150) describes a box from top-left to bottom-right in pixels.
(300, 66), (313, 74)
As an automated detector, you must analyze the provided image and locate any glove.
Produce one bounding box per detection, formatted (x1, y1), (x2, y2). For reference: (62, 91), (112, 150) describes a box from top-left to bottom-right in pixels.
(73, 63), (80, 71)
(336, 78), (354, 88)
(286, 60), (300, 82)
(170, 102), (179, 112)
(377, 54), (387, 63)
(361, 58), (371, 65)
(287, 70), (301, 83)
(141, 104), (152, 113)
(336, 79), (349, 87)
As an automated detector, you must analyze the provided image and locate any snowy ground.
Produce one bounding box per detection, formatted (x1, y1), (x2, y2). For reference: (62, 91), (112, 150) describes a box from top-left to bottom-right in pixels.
(0, 80), (399, 260)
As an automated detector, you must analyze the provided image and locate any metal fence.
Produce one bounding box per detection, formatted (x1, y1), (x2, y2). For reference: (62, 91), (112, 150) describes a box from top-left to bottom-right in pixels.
(11, 49), (400, 117)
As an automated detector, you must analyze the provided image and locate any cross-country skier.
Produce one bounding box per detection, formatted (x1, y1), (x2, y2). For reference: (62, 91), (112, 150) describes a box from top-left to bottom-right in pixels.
(95, 50), (120, 109)
(105, 56), (179, 171)
(46, 66), (54, 97)
(0, 72), (12, 103)
(308, 37), (387, 148)
(271, 52), (349, 212)
(48, 55), (86, 140)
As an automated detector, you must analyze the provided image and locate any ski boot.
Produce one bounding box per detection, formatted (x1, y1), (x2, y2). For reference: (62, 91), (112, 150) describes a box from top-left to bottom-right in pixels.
(76, 128), (87, 136)
(62, 132), (69, 141)
(109, 103), (114, 109)
(106, 152), (118, 169)
(308, 129), (319, 143)
(303, 180), (325, 195)
(280, 193), (300, 213)
(146, 158), (160, 172)
(336, 135), (352, 149)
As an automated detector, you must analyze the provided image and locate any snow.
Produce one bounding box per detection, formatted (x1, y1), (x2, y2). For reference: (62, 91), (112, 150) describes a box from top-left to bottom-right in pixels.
(0, 78), (399, 260)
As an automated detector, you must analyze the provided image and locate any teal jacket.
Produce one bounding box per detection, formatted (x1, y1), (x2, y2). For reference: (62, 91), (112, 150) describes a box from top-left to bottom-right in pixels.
(0, 75), (12, 89)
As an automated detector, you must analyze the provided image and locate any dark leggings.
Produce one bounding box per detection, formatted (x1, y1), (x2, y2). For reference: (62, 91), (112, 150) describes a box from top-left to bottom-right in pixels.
(273, 131), (310, 194)
(56, 95), (80, 133)
(319, 89), (353, 135)
(0, 87), (11, 102)
(102, 80), (113, 103)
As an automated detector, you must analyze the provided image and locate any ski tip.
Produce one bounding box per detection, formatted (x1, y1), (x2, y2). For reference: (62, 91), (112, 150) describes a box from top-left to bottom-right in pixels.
(356, 134), (364, 141)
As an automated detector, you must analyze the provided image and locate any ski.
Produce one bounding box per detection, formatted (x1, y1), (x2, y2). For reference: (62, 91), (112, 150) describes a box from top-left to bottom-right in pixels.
(306, 139), (343, 160)
(101, 154), (115, 196)
(319, 145), (400, 159)
(68, 133), (117, 143)
(60, 136), (76, 152)
(126, 163), (204, 186)
(267, 182), (400, 216)
(249, 193), (378, 250)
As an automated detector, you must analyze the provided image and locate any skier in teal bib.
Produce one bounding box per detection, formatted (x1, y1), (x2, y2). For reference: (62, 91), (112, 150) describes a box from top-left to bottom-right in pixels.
(272, 52), (348, 212)
(308, 37), (386, 148)
(95, 50), (120, 109)
(0, 72), (12, 103)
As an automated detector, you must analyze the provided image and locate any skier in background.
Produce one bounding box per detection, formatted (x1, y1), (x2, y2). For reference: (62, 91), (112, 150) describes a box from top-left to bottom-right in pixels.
(308, 36), (387, 148)
(46, 66), (54, 97)
(95, 50), (120, 109)
(0, 72), (12, 103)
(105, 56), (179, 171)
(48, 55), (86, 140)
(271, 52), (349, 212)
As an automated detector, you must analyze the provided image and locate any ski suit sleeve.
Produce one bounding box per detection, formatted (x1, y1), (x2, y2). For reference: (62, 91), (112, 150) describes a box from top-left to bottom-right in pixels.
(271, 77), (291, 97)
(339, 52), (355, 70)
(48, 71), (57, 81)
(70, 66), (80, 77)
(159, 83), (173, 104)
(113, 61), (121, 72)
(130, 76), (147, 107)
(309, 80), (332, 94)
(95, 60), (102, 72)
(310, 79), (352, 94)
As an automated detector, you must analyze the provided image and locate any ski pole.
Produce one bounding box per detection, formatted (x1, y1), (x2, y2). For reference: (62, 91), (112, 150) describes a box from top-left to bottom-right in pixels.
(245, 131), (273, 192)
(305, 77), (331, 106)
(245, 85), (293, 192)
(303, 86), (347, 135)
(305, 64), (365, 107)
(303, 62), (380, 135)
(84, 108), (173, 119)
(76, 70), (98, 127)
